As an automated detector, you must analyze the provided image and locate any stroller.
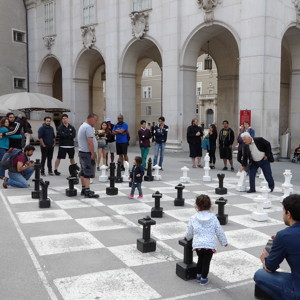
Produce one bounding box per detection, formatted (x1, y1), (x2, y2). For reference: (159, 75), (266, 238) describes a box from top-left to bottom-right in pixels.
(291, 145), (300, 163)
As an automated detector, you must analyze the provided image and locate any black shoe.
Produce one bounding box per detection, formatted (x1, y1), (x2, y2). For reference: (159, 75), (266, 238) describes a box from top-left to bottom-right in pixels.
(270, 187), (274, 192)
(48, 171), (54, 176)
(97, 166), (100, 171)
(231, 167), (234, 172)
(54, 170), (61, 176)
(222, 167), (228, 171)
(160, 167), (163, 171)
(121, 166), (125, 171)
(41, 172), (46, 176)
(84, 191), (99, 198)
(3, 177), (8, 189)
(247, 189), (256, 193)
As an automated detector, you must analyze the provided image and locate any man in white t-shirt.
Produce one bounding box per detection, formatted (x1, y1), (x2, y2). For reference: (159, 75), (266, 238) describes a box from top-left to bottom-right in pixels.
(78, 113), (99, 198)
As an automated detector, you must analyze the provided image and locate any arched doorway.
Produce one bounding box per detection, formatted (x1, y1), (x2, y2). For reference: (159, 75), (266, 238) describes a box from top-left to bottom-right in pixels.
(73, 49), (106, 129)
(181, 24), (240, 137)
(120, 38), (162, 143)
(206, 109), (214, 127)
(281, 27), (300, 157)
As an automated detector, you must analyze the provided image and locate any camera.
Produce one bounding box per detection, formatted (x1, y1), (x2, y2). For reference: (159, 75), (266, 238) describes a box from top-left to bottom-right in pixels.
(265, 239), (273, 253)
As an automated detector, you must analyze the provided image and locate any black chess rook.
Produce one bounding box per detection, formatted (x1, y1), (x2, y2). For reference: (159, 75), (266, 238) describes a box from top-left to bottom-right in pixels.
(106, 162), (118, 195)
(176, 239), (197, 280)
(32, 159), (42, 199)
(137, 216), (156, 253)
(39, 180), (51, 208)
(215, 173), (227, 195)
(215, 197), (228, 225)
(144, 158), (154, 181)
(151, 191), (163, 218)
(174, 183), (185, 206)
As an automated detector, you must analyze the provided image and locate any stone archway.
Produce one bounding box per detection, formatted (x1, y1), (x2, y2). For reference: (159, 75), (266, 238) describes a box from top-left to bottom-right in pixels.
(181, 24), (240, 137)
(281, 27), (300, 157)
(73, 48), (105, 129)
(119, 38), (162, 143)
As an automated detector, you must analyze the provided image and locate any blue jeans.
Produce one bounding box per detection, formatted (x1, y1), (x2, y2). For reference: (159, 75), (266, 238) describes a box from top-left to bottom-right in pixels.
(0, 148), (7, 177)
(8, 167), (35, 188)
(153, 143), (165, 167)
(254, 269), (297, 300)
(249, 159), (274, 191)
(130, 182), (143, 196)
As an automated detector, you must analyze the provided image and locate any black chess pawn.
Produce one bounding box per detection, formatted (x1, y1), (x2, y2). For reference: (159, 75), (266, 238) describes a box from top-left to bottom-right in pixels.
(215, 173), (227, 195)
(32, 159), (42, 199)
(151, 191), (163, 218)
(115, 160), (123, 183)
(174, 183), (185, 206)
(106, 162), (118, 195)
(215, 197), (228, 225)
(144, 158), (154, 181)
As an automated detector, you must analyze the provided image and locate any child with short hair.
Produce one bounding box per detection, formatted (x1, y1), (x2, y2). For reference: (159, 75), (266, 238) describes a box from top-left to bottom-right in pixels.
(129, 156), (144, 199)
(185, 194), (228, 285)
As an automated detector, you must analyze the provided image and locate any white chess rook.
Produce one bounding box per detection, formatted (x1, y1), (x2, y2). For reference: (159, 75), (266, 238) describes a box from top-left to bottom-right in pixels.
(251, 195), (268, 222)
(122, 161), (130, 182)
(236, 170), (246, 192)
(153, 164), (162, 181)
(98, 165), (108, 182)
(180, 166), (190, 183)
(202, 153), (211, 182)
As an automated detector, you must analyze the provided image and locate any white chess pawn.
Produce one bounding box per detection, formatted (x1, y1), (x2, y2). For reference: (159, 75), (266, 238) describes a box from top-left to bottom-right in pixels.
(251, 195), (268, 222)
(236, 170), (247, 192)
(98, 165), (108, 182)
(260, 181), (272, 209)
(282, 169), (293, 194)
(153, 164), (162, 181)
(122, 161), (130, 182)
(202, 153), (211, 182)
(180, 166), (190, 183)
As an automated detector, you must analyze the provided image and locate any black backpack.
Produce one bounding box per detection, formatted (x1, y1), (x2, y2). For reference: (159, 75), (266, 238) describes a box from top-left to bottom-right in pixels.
(0, 148), (23, 170)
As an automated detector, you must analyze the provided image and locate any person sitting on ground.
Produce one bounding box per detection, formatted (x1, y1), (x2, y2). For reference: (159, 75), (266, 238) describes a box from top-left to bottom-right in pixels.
(254, 194), (300, 300)
(185, 194), (228, 286)
(3, 145), (35, 188)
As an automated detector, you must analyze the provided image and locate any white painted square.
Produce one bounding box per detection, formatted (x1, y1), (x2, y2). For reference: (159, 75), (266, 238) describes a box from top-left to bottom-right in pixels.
(76, 215), (137, 231)
(7, 195), (37, 204)
(135, 193), (173, 203)
(149, 186), (190, 193)
(165, 208), (195, 222)
(233, 203), (283, 213)
(108, 242), (181, 267)
(241, 193), (279, 201)
(205, 183), (237, 189)
(164, 180), (200, 187)
(31, 232), (104, 256)
(108, 203), (151, 215)
(17, 210), (72, 224)
(55, 200), (90, 209)
(210, 250), (261, 283)
(54, 268), (161, 300)
(191, 190), (236, 198)
(225, 228), (270, 249)
(80, 198), (105, 207)
(229, 214), (283, 228)
(151, 221), (187, 240)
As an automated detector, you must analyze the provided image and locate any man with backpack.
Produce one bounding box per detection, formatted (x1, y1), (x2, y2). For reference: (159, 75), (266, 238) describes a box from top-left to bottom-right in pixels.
(3, 145), (35, 188)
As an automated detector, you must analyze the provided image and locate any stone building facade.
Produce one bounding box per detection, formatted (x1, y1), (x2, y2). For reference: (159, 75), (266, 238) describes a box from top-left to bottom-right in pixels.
(0, 0), (27, 97)
(23, 0), (300, 156)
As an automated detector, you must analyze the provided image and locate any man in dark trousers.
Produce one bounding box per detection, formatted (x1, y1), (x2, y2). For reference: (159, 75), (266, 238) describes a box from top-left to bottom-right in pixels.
(54, 114), (76, 175)
(239, 132), (275, 193)
(219, 120), (235, 171)
(4, 112), (23, 149)
(38, 116), (56, 176)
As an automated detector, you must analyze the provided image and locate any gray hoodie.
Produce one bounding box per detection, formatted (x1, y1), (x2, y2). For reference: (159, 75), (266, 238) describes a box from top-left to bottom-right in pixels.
(185, 210), (228, 250)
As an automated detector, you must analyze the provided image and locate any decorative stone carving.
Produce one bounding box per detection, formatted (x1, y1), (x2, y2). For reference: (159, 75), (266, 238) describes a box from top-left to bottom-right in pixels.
(81, 26), (96, 49)
(292, 0), (300, 27)
(197, 0), (222, 24)
(24, 0), (37, 9)
(43, 36), (55, 50)
(129, 11), (149, 40)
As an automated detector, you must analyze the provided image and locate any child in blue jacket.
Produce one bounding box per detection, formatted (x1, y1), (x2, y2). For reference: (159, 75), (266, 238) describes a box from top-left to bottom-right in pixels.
(129, 156), (144, 199)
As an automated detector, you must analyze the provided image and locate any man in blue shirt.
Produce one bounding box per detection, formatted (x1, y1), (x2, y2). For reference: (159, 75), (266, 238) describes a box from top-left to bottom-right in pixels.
(254, 194), (300, 300)
(112, 114), (129, 170)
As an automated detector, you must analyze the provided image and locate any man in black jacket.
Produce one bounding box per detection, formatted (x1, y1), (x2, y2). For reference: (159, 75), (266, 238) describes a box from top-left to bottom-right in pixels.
(5, 113), (23, 149)
(54, 114), (76, 175)
(239, 132), (275, 193)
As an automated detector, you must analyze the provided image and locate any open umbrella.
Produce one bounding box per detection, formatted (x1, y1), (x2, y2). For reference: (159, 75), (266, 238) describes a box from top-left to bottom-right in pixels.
(0, 92), (70, 113)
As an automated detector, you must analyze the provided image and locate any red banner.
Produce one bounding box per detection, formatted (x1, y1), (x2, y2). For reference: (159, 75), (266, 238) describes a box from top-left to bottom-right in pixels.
(240, 110), (251, 126)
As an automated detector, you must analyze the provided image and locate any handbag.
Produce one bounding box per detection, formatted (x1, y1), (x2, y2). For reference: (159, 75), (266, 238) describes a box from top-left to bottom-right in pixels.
(201, 137), (210, 150)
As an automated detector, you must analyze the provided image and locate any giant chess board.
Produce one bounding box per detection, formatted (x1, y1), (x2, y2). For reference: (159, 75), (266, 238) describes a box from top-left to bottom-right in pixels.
(1, 174), (297, 300)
